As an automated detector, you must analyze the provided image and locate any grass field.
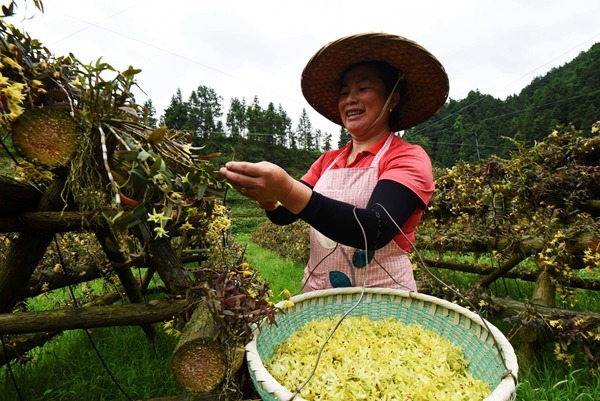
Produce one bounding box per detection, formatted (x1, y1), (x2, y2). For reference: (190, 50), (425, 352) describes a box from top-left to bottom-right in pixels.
(1, 228), (599, 400)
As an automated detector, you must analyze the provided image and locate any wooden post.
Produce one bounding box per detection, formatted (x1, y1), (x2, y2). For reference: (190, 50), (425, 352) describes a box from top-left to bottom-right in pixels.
(519, 266), (556, 365)
(95, 227), (156, 339)
(0, 299), (188, 334)
(170, 303), (244, 394)
(148, 236), (193, 294)
(0, 176), (42, 215)
(0, 178), (66, 312)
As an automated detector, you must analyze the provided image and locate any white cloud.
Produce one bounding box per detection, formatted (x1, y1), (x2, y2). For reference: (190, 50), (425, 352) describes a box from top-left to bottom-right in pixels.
(12, 0), (600, 141)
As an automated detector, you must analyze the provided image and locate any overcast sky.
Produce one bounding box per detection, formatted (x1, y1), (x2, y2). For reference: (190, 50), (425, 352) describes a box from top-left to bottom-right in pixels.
(13, 0), (600, 138)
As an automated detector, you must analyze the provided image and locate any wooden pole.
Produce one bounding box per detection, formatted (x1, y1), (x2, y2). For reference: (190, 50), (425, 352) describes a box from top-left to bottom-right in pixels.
(422, 258), (600, 290)
(0, 211), (101, 233)
(0, 178), (66, 312)
(0, 299), (188, 335)
(95, 227), (156, 339)
(0, 175), (42, 216)
(148, 236), (193, 294)
(170, 303), (245, 394)
(0, 289), (129, 366)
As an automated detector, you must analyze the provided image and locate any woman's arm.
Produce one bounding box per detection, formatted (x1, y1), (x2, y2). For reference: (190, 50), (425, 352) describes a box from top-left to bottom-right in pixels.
(219, 161), (312, 214)
(298, 179), (420, 249)
(219, 162), (420, 249)
(265, 181), (313, 225)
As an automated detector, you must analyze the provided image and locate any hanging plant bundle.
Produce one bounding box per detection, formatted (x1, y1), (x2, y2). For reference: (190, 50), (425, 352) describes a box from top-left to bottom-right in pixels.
(11, 107), (81, 168)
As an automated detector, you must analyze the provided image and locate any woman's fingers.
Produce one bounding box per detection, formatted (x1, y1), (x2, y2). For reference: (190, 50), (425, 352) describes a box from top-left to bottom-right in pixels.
(223, 161), (264, 177)
(220, 162), (274, 188)
(220, 163), (253, 189)
(219, 161), (294, 203)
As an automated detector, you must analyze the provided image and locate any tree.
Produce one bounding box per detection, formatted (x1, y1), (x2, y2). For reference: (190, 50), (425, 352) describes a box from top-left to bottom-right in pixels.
(160, 89), (189, 130)
(323, 132), (333, 151)
(314, 129), (323, 151)
(295, 108), (313, 150)
(142, 99), (158, 128)
(226, 97), (247, 137)
(275, 104), (291, 147)
(338, 127), (351, 148)
(186, 85), (223, 143)
(261, 102), (278, 146)
(246, 96), (264, 142)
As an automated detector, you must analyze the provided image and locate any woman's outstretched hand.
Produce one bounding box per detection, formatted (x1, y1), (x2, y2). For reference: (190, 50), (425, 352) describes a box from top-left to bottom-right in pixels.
(219, 161), (311, 214)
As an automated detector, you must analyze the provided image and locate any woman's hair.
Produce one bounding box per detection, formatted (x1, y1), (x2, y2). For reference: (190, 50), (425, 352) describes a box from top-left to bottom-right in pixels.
(340, 61), (406, 132)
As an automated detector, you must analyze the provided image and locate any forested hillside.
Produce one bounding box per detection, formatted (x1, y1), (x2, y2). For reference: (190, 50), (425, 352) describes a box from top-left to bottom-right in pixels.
(404, 42), (600, 167)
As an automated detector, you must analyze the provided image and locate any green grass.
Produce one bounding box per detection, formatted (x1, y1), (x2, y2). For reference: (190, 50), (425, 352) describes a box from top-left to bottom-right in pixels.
(2, 279), (182, 401)
(226, 191), (268, 235)
(2, 235), (598, 401)
(3, 326), (181, 401)
(238, 234), (304, 301)
(516, 363), (600, 400)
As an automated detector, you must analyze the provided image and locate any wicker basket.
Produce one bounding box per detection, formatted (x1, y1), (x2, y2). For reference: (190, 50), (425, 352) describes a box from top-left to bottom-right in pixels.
(246, 288), (518, 401)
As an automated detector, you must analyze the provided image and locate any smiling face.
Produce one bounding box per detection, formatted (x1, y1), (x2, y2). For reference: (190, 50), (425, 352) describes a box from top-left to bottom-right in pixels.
(338, 63), (399, 140)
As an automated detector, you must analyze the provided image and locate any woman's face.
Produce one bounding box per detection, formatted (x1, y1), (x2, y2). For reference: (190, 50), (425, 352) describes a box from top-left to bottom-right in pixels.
(338, 64), (396, 138)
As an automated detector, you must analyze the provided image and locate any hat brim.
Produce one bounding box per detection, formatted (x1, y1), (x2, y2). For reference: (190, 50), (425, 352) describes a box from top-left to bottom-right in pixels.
(301, 33), (449, 131)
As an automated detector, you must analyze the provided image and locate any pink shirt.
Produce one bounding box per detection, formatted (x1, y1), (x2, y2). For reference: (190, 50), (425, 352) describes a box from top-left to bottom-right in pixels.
(301, 133), (434, 251)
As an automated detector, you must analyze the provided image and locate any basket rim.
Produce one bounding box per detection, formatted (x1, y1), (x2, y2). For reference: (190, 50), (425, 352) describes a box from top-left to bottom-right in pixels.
(246, 287), (518, 401)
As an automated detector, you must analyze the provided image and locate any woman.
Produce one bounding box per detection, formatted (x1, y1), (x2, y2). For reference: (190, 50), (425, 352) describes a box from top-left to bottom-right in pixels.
(220, 33), (448, 292)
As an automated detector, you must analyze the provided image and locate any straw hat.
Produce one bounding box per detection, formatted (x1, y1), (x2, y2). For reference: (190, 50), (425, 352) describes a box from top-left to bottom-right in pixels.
(301, 33), (449, 131)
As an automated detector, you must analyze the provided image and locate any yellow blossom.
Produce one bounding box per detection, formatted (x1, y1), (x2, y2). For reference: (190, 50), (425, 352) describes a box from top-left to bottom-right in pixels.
(282, 300), (295, 309)
(180, 221), (194, 231)
(153, 226), (169, 238)
(548, 320), (562, 329)
(2, 56), (23, 71)
(147, 208), (170, 224)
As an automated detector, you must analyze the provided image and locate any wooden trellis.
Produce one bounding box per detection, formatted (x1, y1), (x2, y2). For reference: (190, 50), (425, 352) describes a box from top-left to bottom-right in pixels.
(0, 173), (255, 399)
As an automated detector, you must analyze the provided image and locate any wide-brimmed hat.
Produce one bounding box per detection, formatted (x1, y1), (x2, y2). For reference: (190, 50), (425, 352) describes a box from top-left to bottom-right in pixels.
(301, 32), (449, 131)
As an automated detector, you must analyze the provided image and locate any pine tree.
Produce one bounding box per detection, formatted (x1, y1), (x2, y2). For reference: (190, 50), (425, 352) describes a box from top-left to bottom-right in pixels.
(160, 89), (189, 130)
(296, 109), (313, 150)
(187, 85), (223, 141)
(142, 99), (158, 128)
(338, 127), (351, 148)
(226, 97), (247, 137)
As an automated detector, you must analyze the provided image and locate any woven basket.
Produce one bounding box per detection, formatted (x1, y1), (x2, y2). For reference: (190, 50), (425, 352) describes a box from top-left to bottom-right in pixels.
(246, 288), (518, 401)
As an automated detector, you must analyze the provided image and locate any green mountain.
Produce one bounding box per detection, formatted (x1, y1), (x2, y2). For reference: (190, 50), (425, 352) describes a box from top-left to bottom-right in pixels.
(403, 42), (600, 167)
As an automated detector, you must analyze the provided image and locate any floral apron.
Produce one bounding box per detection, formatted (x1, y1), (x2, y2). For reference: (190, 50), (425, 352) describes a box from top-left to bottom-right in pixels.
(302, 134), (417, 292)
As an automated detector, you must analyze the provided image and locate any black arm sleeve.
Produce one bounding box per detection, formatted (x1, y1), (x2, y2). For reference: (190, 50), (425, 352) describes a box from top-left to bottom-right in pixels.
(297, 179), (421, 249)
(265, 181), (313, 226)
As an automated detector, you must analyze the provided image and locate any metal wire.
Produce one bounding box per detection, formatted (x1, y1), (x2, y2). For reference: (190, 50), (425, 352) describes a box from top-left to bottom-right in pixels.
(53, 234), (134, 401)
(1, 335), (24, 401)
(288, 207), (370, 400)
(372, 202), (516, 385)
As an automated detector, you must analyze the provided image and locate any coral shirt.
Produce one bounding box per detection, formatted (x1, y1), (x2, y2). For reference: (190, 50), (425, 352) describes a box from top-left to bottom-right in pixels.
(301, 133), (434, 251)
